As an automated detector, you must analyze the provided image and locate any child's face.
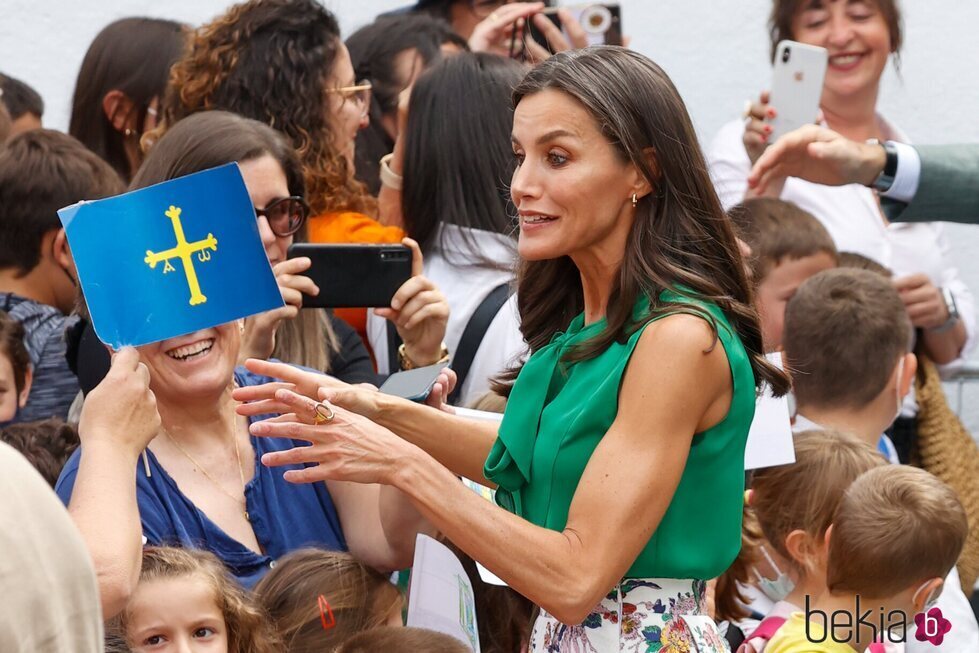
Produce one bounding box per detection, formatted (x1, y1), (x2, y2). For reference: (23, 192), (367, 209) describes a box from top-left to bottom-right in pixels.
(756, 253), (837, 351)
(0, 352), (22, 422)
(127, 575), (229, 653)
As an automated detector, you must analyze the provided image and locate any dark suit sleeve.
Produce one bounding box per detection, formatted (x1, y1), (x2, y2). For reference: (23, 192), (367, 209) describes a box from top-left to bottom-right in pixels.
(883, 144), (979, 224)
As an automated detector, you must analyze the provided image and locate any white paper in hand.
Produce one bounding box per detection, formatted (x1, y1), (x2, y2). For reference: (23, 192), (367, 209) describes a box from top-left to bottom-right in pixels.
(406, 534), (480, 652)
(744, 352), (796, 470)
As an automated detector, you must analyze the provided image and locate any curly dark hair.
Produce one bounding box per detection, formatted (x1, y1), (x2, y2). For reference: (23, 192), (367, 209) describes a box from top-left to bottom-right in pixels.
(162, 0), (375, 217)
(0, 418), (80, 488)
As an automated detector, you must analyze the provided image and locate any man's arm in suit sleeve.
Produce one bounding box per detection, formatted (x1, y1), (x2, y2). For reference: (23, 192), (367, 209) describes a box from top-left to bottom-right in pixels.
(884, 144), (979, 224)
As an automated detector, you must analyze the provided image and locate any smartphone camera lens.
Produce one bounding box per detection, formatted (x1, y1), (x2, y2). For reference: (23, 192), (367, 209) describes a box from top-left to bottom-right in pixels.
(782, 47), (791, 63)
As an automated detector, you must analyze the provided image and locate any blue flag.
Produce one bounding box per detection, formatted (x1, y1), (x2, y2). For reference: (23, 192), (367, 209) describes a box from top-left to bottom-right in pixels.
(58, 163), (283, 348)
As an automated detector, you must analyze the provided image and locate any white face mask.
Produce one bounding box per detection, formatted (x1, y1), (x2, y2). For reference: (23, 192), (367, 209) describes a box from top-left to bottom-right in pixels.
(892, 357), (906, 423)
(889, 581), (942, 638)
(753, 545), (796, 603)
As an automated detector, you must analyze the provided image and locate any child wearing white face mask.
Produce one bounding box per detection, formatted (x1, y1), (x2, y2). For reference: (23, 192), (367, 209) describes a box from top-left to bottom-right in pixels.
(717, 429), (885, 653)
(767, 466), (967, 653)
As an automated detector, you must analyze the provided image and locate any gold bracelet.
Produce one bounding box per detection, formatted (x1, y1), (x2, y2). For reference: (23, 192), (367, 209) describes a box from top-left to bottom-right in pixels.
(398, 342), (449, 370)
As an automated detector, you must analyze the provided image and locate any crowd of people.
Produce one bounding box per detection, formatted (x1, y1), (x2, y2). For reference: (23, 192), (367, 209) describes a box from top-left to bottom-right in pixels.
(2, 0), (979, 651)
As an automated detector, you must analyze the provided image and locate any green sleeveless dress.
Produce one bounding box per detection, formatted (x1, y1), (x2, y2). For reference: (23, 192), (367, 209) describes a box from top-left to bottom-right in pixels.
(483, 290), (755, 651)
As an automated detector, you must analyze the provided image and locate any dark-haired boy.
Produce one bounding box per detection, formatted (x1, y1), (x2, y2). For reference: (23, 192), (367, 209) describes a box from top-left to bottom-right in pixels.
(0, 130), (123, 422)
(0, 73), (43, 137)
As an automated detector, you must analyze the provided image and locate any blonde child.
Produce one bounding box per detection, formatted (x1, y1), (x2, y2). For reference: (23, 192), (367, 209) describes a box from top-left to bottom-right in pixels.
(252, 548), (403, 652)
(767, 465), (967, 652)
(114, 547), (278, 653)
(717, 430), (886, 653)
(727, 198), (837, 351)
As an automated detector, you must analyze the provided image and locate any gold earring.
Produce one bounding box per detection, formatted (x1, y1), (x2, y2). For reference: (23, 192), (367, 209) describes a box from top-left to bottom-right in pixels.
(631, 193), (638, 208)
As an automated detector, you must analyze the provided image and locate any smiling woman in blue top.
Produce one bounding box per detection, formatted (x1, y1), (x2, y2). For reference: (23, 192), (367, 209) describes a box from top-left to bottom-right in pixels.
(55, 112), (445, 619)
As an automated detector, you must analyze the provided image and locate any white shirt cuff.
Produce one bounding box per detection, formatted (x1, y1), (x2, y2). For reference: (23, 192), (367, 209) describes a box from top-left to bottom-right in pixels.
(881, 141), (921, 203)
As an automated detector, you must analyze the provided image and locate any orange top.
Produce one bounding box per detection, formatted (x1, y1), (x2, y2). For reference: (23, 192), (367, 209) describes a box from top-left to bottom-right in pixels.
(307, 210), (405, 245)
(306, 211), (405, 356)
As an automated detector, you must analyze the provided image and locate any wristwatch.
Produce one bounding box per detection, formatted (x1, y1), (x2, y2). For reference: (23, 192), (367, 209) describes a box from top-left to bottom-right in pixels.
(869, 140), (899, 193)
(931, 287), (960, 333)
(398, 342), (450, 370)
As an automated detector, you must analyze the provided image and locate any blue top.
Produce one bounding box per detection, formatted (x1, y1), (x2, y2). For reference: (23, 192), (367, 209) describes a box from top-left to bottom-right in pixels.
(55, 367), (346, 588)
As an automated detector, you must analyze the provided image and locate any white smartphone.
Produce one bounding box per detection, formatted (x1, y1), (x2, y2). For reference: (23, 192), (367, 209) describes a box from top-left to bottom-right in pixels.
(769, 40), (828, 140)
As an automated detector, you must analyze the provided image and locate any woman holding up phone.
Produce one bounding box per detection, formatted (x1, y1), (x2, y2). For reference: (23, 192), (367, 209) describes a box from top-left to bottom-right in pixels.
(706, 0), (975, 444)
(237, 47), (786, 651)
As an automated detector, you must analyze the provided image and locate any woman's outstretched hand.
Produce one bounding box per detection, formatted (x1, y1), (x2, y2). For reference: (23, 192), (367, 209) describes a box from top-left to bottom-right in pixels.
(251, 389), (420, 486)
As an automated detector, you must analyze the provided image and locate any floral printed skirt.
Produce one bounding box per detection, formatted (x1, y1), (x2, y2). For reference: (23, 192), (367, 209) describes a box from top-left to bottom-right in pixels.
(529, 578), (730, 653)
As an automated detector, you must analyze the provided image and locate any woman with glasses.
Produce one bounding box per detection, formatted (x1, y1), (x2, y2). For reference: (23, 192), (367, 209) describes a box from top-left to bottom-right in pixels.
(160, 0), (451, 366)
(56, 112), (438, 618)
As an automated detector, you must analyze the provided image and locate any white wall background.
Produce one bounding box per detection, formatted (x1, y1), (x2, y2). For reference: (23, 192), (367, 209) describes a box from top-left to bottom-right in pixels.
(4, 0), (979, 423)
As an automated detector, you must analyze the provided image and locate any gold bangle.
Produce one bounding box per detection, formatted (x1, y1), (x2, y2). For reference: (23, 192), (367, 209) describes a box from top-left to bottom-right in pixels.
(398, 342), (449, 370)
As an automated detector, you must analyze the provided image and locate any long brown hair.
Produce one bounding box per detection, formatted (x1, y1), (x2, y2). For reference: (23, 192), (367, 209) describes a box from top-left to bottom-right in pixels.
(162, 0), (375, 217)
(131, 111), (336, 371)
(69, 17), (189, 181)
(115, 546), (279, 653)
(498, 47), (788, 397)
(252, 548), (403, 653)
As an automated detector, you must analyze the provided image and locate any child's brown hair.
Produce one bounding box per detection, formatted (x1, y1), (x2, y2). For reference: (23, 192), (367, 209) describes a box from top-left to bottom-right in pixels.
(715, 430), (886, 620)
(784, 268), (911, 410)
(118, 547), (279, 653)
(728, 198), (837, 285)
(0, 418), (78, 487)
(828, 465), (967, 598)
(252, 548), (403, 652)
(335, 626), (470, 653)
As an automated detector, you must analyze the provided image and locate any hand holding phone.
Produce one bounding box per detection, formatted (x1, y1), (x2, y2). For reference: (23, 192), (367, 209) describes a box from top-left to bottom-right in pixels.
(768, 40), (827, 140)
(287, 244), (412, 308)
(378, 361), (451, 402)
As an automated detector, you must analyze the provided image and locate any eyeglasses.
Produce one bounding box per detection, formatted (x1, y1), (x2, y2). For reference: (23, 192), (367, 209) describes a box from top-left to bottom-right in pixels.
(326, 79), (373, 116)
(255, 196), (309, 237)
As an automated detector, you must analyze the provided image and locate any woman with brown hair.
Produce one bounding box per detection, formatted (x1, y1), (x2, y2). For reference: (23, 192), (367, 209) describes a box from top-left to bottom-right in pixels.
(253, 548), (403, 652)
(56, 113), (442, 620)
(162, 0), (395, 243)
(69, 17), (188, 182)
(162, 0), (422, 342)
(237, 46), (788, 651)
(707, 0), (975, 463)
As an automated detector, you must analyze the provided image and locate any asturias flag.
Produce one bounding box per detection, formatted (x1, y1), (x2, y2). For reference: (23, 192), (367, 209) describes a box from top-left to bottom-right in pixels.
(58, 163), (283, 348)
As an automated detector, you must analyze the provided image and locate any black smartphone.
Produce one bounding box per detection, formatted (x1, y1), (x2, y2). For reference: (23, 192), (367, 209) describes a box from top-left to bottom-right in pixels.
(287, 243), (412, 308)
(378, 361), (451, 402)
(523, 2), (623, 56)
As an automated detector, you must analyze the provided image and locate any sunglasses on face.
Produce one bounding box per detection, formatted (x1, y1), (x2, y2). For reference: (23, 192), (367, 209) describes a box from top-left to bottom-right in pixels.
(255, 196), (309, 237)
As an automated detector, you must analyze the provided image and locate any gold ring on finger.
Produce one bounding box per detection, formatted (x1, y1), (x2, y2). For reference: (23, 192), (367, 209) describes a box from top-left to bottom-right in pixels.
(313, 402), (335, 425)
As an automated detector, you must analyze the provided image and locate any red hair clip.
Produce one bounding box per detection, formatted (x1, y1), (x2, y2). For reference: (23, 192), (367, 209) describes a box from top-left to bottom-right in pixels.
(318, 595), (336, 630)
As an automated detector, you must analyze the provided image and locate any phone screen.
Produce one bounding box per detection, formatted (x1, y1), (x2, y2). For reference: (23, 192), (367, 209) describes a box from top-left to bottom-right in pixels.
(378, 361), (451, 402)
